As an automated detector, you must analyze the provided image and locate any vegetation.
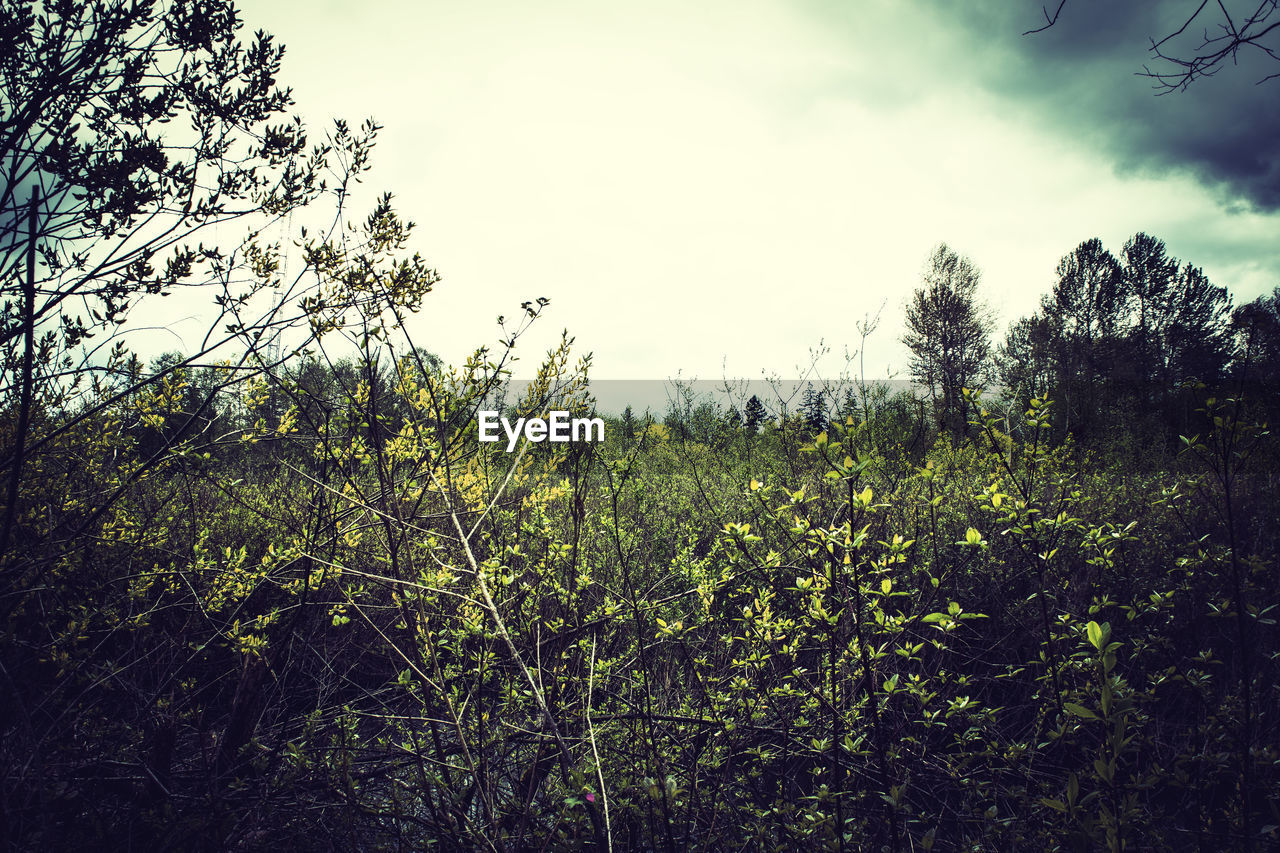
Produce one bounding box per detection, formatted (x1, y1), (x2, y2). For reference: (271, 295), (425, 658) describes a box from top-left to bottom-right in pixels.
(903, 244), (994, 441)
(2, 1), (1278, 850)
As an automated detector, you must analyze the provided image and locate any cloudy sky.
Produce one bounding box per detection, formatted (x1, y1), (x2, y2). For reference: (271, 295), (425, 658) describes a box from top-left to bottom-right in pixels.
(236, 0), (1280, 380)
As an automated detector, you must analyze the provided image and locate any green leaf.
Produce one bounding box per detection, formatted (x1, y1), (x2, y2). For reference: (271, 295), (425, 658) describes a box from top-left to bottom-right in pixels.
(1086, 620), (1108, 650)
(1063, 702), (1098, 720)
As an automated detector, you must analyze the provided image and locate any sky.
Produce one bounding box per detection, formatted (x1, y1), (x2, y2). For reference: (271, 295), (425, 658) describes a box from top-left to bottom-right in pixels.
(233, 0), (1280, 381)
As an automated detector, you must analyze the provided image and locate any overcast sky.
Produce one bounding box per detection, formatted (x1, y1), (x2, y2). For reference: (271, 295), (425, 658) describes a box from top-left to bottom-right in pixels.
(235, 0), (1280, 380)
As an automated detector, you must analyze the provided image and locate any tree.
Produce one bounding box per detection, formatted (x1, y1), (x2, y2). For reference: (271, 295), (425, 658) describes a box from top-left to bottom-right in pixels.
(800, 384), (827, 433)
(0, 2), (440, 845)
(0, 0), (350, 562)
(1044, 238), (1126, 343)
(0, 0), (320, 352)
(689, 400), (733, 448)
(1026, 1), (1280, 91)
(902, 243), (994, 439)
(1002, 234), (1234, 441)
(1119, 233), (1232, 403)
(999, 313), (1059, 403)
(1232, 286), (1280, 417)
(744, 393), (767, 436)
(1039, 238), (1126, 436)
(1120, 233), (1179, 408)
(1163, 262), (1234, 386)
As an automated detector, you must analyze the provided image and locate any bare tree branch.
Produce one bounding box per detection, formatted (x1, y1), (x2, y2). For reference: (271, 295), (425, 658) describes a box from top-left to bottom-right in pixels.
(1027, 0), (1280, 91)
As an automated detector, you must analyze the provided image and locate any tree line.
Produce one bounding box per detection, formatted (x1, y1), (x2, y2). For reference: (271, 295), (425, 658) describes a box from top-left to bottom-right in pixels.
(901, 237), (1278, 447)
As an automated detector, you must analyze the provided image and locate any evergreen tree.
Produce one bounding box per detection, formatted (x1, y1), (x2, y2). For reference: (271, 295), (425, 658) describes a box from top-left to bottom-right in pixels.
(744, 394), (767, 436)
(800, 385), (827, 433)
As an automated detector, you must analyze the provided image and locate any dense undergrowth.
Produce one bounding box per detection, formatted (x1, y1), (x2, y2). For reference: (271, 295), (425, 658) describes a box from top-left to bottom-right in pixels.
(2, 338), (1276, 851)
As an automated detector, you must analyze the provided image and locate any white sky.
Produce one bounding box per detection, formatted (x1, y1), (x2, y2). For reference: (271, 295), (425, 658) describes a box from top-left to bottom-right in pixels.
(232, 0), (1280, 380)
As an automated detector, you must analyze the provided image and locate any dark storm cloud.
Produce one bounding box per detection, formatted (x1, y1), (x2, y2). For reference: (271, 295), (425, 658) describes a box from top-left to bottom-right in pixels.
(931, 0), (1280, 210)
